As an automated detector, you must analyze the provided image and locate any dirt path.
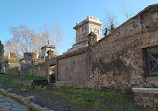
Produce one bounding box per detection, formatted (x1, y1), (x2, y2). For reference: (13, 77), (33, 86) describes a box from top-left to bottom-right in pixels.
(0, 82), (93, 111)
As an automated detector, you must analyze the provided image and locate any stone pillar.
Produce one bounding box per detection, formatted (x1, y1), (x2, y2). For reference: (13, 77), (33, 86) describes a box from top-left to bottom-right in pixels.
(87, 32), (97, 46)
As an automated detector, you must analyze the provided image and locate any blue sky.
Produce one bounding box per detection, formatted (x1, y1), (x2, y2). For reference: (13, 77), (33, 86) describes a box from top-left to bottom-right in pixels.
(0, 0), (158, 54)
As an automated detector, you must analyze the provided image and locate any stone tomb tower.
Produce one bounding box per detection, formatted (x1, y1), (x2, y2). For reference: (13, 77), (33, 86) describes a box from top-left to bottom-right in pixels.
(41, 45), (55, 58)
(24, 52), (37, 62)
(68, 16), (102, 52)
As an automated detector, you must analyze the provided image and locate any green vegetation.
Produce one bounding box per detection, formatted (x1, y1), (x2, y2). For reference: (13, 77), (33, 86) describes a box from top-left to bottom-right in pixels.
(0, 40), (4, 59)
(0, 41), (4, 70)
(149, 74), (158, 77)
(0, 75), (29, 89)
(0, 74), (154, 110)
(47, 50), (54, 56)
(0, 73), (48, 87)
(0, 73), (47, 80)
(46, 86), (153, 111)
(104, 24), (115, 37)
(0, 59), (19, 64)
(8, 60), (19, 63)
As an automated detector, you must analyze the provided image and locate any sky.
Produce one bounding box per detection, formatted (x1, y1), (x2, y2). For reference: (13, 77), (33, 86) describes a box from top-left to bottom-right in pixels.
(0, 0), (158, 55)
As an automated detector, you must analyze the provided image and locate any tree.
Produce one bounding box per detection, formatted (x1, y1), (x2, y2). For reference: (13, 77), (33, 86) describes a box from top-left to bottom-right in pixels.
(104, 27), (108, 36)
(0, 41), (4, 70)
(4, 24), (63, 58)
(110, 23), (115, 32)
(0, 41), (4, 59)
(103, 12), (117, 37)
(121, 7), (134, 19)
(103, 7), (135, 37)
(42, 23), (63, 48)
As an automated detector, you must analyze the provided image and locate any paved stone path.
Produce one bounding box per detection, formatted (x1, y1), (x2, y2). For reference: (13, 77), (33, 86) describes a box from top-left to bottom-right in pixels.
(0, 94), (30, 111)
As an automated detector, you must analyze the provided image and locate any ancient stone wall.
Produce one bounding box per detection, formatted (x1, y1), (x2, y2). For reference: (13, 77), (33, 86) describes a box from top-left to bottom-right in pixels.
(7, 63), (20, 75)
(31, 62), (48, 77)
(20, 58), (49, 77)
(20, 60), (31, 76)
(56, 47), (89, 88)
(132, 88), (158, 109)
(8, 53), (17, 60)
(0, 62), (8, 74)
(20, 68), (31, 76)
(88, 5), (158, 92)
(58, 53), (86, 81)
(24, 52), (37, 62)
(1, 60), (20, 75)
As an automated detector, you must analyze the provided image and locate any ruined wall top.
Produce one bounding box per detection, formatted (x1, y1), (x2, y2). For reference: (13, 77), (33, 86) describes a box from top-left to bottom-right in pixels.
(66, 16), (102, 53)
(8, 53), (17, 60)
(24, 52), (37, 62)
(73, 16), (101, 30)
(41, 45), (55, 49)
(92, 4), (158, 47)
(41, 45), (55, 58)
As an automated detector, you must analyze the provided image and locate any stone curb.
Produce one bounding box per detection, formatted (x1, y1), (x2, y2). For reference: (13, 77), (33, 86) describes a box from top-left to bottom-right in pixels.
(132, 88), (158, 94)
(0, 88), (54, 111)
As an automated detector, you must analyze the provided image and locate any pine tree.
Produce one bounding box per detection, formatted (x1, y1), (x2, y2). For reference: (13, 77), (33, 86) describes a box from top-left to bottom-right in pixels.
(110, 23), (115, 32)
(104, 24), (115, 37)
(0, 41), (4, 70)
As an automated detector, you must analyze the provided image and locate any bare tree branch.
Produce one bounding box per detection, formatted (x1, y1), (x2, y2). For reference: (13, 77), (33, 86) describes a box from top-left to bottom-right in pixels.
(5, 24), (63, 58)
(121, 6), (134, 19)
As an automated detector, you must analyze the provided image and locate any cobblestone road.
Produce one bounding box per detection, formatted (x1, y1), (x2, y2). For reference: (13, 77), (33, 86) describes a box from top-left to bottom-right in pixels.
(0, 94), (30, 111)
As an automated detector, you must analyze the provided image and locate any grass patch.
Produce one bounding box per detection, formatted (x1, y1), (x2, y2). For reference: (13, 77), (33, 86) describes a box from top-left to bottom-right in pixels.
(0, 76), (29, 89)
(47, 86), (153, 111)
(0, 74), (154, 111)
(0, 73), (47, 80)
(0, 73), (48, 87)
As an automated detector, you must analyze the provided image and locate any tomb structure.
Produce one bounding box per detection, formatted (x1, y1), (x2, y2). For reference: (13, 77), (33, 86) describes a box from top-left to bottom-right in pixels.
(67, 16), (102, 52)
(41, 45), (55, 58)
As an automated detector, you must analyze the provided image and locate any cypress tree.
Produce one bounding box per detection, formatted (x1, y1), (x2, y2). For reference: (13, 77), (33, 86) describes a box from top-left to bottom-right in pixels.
(0, 41), (4, 59)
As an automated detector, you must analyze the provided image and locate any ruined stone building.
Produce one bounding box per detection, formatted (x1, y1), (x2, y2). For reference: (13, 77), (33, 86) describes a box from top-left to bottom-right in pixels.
(0, 53), (20, 75)
(20, 52), (37, 76)
(41, 45), (55, 58)
(0, 45), (55, 77)
(53, 4), (158, 91)
(20, 45), (55, 77)
(2, 4), (158, 94)
(51, 16), (102, 87)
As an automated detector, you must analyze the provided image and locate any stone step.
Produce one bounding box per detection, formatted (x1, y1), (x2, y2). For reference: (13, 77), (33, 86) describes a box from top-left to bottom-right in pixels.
(146, 77), (158, 84)
(132, 87), (158, 93)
